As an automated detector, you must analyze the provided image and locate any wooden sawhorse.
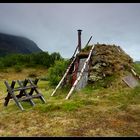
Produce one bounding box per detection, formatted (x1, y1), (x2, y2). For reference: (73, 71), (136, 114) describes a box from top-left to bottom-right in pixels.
(4, 78), (46, 111)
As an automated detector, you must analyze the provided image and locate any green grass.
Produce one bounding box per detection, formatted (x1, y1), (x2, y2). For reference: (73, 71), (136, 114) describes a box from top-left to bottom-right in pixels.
(0, 68), (140, 136)
(134, 62), (140, 75)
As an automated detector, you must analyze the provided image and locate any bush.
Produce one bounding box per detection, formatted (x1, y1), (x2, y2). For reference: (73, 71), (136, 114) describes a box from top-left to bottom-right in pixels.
(47, 59), (69, 86)
(0, 51), (63, 69)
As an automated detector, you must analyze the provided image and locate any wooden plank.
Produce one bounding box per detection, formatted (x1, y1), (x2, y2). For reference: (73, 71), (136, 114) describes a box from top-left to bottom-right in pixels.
(123, 75), (139, 88)
(19, 93), (42, 101)
(75, 58), (89, 90)
(12, 85), (37, 92)
(65, 45), (95, 99)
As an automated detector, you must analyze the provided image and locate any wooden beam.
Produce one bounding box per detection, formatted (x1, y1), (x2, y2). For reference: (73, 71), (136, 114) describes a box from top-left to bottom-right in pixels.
(19, 93), (42, 101)
(4, 80), (16, 106)
(4, 81), (24, 111)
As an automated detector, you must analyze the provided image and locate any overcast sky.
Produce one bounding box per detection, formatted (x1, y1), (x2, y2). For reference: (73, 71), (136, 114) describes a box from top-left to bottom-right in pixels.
(0, 3), (140, 61)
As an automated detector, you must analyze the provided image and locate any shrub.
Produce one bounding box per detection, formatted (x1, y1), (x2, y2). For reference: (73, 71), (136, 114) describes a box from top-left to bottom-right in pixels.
(47, 59), (69, 86)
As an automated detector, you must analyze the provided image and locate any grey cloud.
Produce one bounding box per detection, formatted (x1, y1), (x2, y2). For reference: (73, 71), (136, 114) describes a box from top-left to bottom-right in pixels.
(0, 3), (140, 60)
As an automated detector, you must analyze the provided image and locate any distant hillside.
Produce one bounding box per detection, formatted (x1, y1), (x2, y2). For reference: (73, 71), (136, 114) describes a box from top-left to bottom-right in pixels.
(0, 33), (42, 56)
(135, 61), (140, 63)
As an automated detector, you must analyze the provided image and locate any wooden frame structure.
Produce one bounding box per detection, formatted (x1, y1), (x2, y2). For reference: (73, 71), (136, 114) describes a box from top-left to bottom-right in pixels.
(4, 78), (46, 111)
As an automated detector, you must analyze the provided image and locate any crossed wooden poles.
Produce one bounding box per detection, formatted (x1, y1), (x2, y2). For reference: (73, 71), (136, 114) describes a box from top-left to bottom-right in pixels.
(4, 78), (46, 111)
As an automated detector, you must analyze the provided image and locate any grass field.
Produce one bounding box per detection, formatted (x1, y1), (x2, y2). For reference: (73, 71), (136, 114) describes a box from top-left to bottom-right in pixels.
(0, 67), (140, 136)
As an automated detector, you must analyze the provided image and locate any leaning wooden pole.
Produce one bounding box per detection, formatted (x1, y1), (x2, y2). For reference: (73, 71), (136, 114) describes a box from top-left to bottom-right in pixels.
(85, 36), (92, 48)
(131, 69), (140, 80)
(51, 56), (77, 96)
(65, 45), (95, 100)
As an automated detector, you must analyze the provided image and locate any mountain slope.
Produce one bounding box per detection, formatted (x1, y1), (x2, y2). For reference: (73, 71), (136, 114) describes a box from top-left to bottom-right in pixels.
(0, 33), (42, 56)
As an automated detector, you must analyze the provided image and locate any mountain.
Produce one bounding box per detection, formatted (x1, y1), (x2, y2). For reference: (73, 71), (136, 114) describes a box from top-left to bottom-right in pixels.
(0, 33), (43, 56)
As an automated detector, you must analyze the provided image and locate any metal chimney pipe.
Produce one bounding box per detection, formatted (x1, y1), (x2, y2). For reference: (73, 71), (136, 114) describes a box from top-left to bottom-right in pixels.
(77, 29), (82, 52)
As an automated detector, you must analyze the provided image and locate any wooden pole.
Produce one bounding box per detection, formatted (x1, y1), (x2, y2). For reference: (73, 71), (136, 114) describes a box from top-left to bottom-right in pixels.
(51, 56), (77, 96)
(4, 80), (16, 106)
(131, 69), (140, 80)
(65, 45), (95, 99)
(4, 81), (24, 111)
(85, 36), (92, 48)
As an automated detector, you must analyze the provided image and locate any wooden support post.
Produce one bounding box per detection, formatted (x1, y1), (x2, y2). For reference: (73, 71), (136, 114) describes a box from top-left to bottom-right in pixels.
(28, 79), (39, 96)
(4, 81), (24, 111)
(4, 80), (16, 106)
(16, 79), (28, 98)
(65, 45), (95, 99)
(28, 79), (46, 103)
(17, 80), (35, 106)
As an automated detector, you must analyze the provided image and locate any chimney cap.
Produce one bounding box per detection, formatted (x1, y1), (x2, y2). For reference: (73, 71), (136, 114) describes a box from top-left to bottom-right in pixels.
(77, 29), (82, 32)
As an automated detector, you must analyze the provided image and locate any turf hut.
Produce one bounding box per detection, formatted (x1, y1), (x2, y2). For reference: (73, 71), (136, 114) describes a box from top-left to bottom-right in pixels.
(87, 44), (133, 83)
(51, 30), (138, 99)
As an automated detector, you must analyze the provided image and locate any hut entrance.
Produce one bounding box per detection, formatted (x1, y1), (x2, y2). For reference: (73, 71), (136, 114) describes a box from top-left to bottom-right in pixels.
(71, 58), (79, 86)
(74, 52), (89, 90)
(75, 58), (88, 90)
